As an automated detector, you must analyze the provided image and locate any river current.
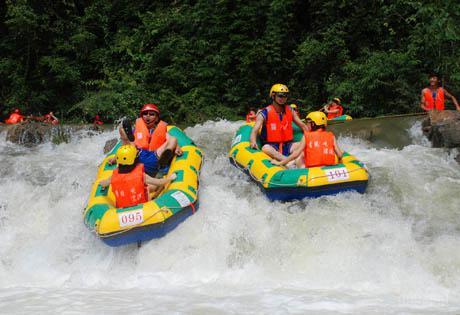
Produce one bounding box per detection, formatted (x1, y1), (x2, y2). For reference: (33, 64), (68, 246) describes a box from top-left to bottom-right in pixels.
(0, 117), (459, 314)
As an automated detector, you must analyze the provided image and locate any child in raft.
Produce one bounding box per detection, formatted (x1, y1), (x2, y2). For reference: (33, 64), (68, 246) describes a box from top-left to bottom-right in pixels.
(100, 144), (176, 208)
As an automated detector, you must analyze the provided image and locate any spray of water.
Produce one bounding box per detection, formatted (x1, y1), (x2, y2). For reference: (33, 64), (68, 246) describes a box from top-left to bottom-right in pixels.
(0, 119), (459, 313)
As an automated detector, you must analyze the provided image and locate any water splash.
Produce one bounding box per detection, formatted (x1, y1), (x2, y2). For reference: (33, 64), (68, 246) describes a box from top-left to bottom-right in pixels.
(0, 119), (459, 313)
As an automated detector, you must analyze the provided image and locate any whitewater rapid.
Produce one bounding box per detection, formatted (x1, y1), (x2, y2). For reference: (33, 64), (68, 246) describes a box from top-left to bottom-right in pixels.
(0, 119), (459, 314)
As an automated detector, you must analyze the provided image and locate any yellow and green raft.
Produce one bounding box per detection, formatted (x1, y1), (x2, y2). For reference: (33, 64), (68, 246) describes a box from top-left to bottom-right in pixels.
(84, 126), (202, 247)
(229, 122), (368, 201)
(329, 114), (352, 122)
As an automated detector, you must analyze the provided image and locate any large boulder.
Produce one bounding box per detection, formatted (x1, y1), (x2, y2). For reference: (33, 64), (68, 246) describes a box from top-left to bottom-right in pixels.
(5, 121), (56, 146)
(4, 121), (89, 146)
(422, 110), (460, 148)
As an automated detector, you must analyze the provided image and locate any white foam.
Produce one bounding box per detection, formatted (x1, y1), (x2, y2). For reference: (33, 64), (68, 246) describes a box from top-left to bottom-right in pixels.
(0, 120), (460, 313)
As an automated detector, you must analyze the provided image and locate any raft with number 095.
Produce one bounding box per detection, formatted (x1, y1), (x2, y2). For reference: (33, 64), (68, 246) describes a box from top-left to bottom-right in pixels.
(229, 122), (368, 201)
(84, 125), (202, 247)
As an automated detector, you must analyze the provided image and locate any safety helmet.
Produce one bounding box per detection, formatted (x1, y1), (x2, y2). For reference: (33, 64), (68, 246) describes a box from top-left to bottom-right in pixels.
(269, 84), (289, 97)
(140, 103), (160, 116)
(290, 104), (297, 109)
(306, 111), (327, 126)
(332, 98), (341, 104)
(116, 144), (138, 166)
(14, 108), (20, 113)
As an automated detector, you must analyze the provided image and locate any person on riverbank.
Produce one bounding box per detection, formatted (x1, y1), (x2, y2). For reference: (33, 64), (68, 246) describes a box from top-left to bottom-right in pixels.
(111, 103), (182, 176)
(271, 111), (343, 168)
(250, 84), (308, 161)
(100, 144), (176, 208)
(5, 109), (24, 124)
(420, 74), (460, 111)
(321, 98), (343, 119)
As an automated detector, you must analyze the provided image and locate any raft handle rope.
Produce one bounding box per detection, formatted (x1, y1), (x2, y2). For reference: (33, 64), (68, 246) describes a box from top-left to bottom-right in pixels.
(231, 155), (367, 187)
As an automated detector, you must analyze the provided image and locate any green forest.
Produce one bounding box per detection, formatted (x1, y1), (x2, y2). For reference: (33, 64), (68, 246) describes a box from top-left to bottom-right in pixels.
(1, 0), (459, 124)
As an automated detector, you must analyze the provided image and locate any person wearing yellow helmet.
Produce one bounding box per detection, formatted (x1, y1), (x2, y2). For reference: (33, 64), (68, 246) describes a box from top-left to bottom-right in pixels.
(289, 103), (299, 115)
(250, 84), (308, 161)
(271, 111), (343, 168)
(100, 144), (177, 208)
(321, 97), (344, 119)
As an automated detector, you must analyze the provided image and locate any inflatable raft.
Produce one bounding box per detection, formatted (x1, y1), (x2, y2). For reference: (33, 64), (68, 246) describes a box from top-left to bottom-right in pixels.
(329, 114), (352, 122)
(229, 123), (368, 201)
(84, 125), (202, 247)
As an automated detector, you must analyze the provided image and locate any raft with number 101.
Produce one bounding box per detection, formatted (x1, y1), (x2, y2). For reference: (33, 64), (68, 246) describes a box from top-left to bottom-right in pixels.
(83, 125), (202, 247)
(229, 122), (369, 201)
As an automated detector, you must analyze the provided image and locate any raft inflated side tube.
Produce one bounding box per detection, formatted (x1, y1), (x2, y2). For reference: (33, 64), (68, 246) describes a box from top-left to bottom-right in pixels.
(229, 122), (368, 201)
(84, 125), (202, 247)
(329, 114), (352, 122)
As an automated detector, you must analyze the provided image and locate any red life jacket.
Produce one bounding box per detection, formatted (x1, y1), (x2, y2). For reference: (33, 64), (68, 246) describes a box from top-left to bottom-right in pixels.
(111, 163), (148, 208)
(423, 87), (445, 110)
(5, 113), (24, 124)
(326, 104), (343, 119)
(134, 118), (168, 151)
(304, 130), (336, 168)
(265, 105), (293, 143)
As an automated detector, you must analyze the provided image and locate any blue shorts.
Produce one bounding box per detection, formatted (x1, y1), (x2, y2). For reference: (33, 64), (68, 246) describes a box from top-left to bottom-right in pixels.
(138, 149), (159, 175)
(264, 141), (293, 156)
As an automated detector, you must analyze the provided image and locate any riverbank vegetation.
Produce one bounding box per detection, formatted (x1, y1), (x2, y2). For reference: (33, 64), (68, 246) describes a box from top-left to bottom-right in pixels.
(1, 1), (459, 123)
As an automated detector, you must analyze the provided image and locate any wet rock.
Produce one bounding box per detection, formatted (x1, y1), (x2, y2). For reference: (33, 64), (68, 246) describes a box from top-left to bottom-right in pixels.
(6, 121), (51, 146)
(422, 111), (460, 148)
(103, 138), (118, 154)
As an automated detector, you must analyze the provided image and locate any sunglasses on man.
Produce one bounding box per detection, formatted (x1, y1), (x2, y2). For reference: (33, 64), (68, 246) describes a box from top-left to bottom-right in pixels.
(276, 93), (288, 98)
(142, 111), (158, 116)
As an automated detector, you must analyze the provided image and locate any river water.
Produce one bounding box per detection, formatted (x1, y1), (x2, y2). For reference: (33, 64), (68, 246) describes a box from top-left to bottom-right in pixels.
(0, 117), (459, 314)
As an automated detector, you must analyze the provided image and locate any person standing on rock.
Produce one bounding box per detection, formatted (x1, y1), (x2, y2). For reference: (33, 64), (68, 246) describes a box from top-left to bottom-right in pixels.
(420, 74), (460, 111)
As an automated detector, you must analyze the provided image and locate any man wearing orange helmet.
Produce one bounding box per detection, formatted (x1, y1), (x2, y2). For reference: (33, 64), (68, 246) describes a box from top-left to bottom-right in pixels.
(5, 108), (24, 124)
(250, 84), (308, 161)
(117, 103), (182, 176)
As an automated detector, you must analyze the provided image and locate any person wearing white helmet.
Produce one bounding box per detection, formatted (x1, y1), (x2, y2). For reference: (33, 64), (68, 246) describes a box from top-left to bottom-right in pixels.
(250, 84), (308, 161)
(271, 111), (343, 168)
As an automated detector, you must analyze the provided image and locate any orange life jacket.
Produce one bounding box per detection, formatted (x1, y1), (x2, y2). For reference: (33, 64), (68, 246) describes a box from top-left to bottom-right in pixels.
(423, 87), (445, 110)
(5, 113), (24, 124)
(111, 163), (148, 208)
(134, 118), (168, 151)
(265, 105), (293, 143)
(304, 130), (336, 168)
(326, 104), (343, 119)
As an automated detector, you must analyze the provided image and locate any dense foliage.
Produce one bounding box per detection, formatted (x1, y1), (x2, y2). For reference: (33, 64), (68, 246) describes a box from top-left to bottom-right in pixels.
(1, 0), (459, 123)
